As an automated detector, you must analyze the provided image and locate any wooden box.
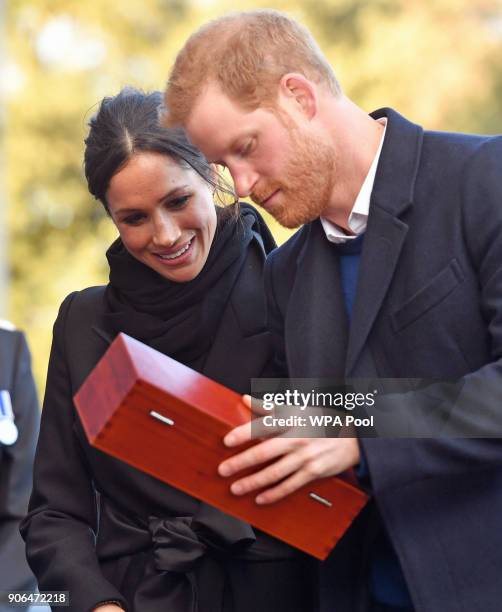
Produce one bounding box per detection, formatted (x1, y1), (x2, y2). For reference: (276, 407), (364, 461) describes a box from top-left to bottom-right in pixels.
(74, 333), (368, 560)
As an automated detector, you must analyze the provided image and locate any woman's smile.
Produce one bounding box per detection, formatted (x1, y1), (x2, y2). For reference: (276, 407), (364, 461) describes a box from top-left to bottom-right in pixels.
(152, 236), (195, 266)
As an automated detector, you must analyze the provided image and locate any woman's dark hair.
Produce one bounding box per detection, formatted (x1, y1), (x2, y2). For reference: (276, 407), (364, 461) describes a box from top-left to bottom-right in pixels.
(84, 87), (235, 213)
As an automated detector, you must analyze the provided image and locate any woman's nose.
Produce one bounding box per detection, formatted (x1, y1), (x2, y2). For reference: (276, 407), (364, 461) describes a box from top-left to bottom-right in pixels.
(151, 214), (182, 247)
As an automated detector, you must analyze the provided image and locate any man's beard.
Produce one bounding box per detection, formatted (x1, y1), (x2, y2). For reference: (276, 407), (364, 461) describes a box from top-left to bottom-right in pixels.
(251, 129), (336, 229)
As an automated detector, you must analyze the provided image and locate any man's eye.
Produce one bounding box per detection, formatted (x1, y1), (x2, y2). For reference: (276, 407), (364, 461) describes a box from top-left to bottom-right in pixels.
(239, 140), (254, 157)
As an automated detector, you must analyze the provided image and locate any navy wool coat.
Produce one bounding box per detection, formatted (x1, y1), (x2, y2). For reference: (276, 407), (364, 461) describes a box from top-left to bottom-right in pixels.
(265, 108), (502, 612)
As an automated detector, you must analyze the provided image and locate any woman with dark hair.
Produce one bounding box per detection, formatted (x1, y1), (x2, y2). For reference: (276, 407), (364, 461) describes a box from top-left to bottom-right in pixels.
(20, 89), (314, 612)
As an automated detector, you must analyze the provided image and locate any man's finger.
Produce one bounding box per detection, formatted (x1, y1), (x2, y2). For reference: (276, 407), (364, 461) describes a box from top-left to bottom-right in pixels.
(224, 407), (293, 447)
(228, 448), (306, 496)
(244, 393), (278, 417)
(255, 468), (315, 505)
(223, 421), (252, 447)
(219, 436), (299, 477)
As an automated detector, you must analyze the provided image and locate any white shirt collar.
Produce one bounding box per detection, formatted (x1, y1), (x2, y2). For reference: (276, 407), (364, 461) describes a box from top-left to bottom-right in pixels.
(320, 118), (387, 244)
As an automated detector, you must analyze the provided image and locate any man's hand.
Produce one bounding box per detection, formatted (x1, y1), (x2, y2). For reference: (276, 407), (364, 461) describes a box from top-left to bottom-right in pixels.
(218, 395), (360, 504)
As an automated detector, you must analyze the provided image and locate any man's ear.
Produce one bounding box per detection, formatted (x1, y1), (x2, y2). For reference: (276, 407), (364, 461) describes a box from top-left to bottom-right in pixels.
(278, 73), (318, 120)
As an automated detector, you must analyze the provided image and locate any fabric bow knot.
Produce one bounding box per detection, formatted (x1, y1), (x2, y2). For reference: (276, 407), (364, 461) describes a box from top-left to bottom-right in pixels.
(149, 516), (211, 573)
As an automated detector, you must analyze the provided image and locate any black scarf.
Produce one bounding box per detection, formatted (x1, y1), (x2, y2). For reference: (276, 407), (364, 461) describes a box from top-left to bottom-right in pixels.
(103, 204), (275, 371)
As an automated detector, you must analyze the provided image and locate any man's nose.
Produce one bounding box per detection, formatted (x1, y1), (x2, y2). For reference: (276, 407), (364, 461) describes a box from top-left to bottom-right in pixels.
(152, 213), (181, 247)
(231, 166), (259, 198)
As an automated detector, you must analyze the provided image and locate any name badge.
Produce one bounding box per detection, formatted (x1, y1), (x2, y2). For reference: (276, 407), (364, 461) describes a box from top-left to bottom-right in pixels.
(0, 390), (18, 446)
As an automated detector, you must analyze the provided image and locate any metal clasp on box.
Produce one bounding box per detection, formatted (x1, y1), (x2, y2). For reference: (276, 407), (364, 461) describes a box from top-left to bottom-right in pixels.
(309, 492), (332, 507)
(150, 410), (175, 427)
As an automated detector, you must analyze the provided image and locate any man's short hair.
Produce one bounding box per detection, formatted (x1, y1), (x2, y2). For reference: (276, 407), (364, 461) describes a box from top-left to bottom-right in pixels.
(164, 9), (341, 126)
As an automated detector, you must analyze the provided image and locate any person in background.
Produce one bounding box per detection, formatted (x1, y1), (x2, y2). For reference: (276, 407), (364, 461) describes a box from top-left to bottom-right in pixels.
(21, 88), (314, 612)
(0, 319), (39, 612)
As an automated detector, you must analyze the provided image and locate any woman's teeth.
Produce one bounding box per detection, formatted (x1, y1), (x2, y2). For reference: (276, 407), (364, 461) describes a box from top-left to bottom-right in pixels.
(159, 239), (192, 260)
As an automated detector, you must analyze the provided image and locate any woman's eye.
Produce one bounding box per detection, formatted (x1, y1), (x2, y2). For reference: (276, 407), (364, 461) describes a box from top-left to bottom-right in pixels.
(122, 213), (145, 226)
(169, 195), (190, 209)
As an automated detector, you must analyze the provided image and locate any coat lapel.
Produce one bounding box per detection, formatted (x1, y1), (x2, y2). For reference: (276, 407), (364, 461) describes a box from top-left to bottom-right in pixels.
(346, 108), (423, 374)
(345, 208), (408, 374)
(285, 221), (349, 378)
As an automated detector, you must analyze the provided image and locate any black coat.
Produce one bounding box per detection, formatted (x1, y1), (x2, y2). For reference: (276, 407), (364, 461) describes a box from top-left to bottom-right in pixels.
(0, 326), (39, 612)
(21, 240), (314, 612)
(265, 108), (502, 612)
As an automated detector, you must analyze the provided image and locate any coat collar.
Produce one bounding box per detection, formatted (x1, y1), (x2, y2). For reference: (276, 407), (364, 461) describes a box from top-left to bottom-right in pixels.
(369, 107), (423, 218)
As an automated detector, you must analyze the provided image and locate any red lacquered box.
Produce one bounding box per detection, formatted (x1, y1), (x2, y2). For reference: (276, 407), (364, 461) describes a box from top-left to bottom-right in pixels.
(73, 333), (368, 560)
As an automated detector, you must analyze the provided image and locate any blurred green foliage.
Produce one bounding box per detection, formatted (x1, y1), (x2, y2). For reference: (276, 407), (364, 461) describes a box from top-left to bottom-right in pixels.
(2, 0), (502, 395)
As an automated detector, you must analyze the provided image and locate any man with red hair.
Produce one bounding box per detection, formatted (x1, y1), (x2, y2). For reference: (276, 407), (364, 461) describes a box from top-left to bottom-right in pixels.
(165, 10), (502, 612)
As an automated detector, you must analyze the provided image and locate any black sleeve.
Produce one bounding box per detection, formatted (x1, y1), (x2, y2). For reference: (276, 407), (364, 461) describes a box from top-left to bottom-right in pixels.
(0, 331), (39, 601)
(20, 294), (128, 612)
